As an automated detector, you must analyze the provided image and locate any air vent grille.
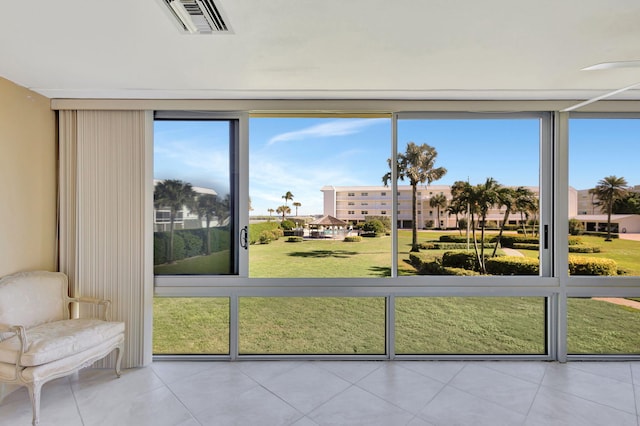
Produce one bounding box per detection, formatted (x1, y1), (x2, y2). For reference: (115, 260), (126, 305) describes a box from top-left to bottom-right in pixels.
(164, 0), (230, 34)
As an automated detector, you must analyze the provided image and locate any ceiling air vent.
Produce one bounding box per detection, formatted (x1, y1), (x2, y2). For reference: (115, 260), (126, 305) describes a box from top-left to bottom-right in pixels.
(163, 0), (230, 34)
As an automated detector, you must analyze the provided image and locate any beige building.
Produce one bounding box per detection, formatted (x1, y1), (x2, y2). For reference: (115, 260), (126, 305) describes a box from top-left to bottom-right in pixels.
(322, 185), (579, 229)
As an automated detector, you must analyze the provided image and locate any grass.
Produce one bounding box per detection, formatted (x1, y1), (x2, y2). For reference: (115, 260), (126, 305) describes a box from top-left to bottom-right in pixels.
(152, 229), (640, 355)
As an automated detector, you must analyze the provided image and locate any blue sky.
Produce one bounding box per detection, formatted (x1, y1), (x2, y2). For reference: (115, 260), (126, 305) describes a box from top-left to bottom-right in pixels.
(155, 117), (640, 216)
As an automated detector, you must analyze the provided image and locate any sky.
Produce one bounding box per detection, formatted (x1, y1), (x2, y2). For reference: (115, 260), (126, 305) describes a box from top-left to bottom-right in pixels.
(154, 117), (640, 217)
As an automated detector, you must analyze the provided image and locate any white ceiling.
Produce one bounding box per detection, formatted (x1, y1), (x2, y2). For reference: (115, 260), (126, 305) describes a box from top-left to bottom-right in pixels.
(2, 0), (640, 101)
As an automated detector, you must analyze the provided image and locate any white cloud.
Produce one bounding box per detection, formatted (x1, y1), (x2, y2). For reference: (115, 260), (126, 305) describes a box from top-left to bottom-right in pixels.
(267, 118), (387, 145)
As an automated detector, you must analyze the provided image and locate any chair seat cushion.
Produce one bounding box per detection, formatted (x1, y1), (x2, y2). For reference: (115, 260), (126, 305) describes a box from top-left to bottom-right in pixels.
(0, 319), (124, 366)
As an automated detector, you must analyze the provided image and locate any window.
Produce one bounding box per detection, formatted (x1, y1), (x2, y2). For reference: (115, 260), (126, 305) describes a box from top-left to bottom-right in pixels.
(396, 115), (544, 276)
(153, 116), (237, 276)
(250, 117), (391, 279)
(381, 192), (386, 196)
(381, 211), (387, 215)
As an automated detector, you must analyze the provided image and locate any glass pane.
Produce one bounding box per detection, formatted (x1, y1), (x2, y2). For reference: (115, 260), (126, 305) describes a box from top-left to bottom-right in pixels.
(249, 117), (392, 278)
(568, 298), (640, 354)
(396, 119), (541, 276)
(569, 118), (640, 276)
(395, 297), (546, 354)
(153, 120), (233, 275)
(239, 297), (386, 354)
(153, 297), (229, 355)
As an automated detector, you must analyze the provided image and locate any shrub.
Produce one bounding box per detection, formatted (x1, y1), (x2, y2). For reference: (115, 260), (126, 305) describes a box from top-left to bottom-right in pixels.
(568, 236), (582, 246)
(568, 255), (618, 275)
(439, 235), (492, 243)
(424, 220), (434, 229)
(286, 236), (303, 243)
(512, 243), (539, 250)
(362, 219), (386, 236)
(343, 236), (362, 242)
(568, 219), (585, 236)
(485, 256), (539, 275)
(444, 267), (481, 276)
(249, 222), (282, 244)
(441, 251), (477, 270)
(496, 235), (539, 248)
(280, 219), (295, 230)
(418, 242), (437, 250)
(259, 230), (276, 244)
(568, 245), (601, 253)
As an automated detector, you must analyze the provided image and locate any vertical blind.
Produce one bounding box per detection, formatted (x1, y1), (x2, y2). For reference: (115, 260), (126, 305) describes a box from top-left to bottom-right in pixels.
(58, 110), (152, 368)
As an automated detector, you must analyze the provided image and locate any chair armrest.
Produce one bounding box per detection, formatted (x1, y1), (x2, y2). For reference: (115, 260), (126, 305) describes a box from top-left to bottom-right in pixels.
(71, 297), (112, 321)
(0, 323), (28, 366)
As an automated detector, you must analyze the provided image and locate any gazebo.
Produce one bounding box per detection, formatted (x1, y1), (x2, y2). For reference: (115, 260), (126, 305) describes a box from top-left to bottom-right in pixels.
(309, 215), (349, 239)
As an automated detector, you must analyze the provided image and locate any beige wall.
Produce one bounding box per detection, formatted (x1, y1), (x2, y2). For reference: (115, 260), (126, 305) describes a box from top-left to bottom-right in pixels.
(0, 77), (56, 276)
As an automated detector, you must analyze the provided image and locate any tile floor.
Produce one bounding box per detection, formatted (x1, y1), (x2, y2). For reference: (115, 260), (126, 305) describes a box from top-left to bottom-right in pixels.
(1, 360), (640, 425)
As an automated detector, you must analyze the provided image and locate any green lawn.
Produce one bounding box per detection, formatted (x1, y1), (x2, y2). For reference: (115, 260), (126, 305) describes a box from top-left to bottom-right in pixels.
(153, 230), (640, 355)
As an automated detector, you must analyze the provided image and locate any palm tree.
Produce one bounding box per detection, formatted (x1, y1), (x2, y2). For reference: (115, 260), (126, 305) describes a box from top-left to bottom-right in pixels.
(154, 179), (196, 263)
(447, 201), (464, 235)
(293, 201), (302, 216)
(473, 178), (501, 273)
(429, 193), (448, 229)
(514, 187), (537, 237)
(276, 204), (291, 220)
(594, 175), (628, 241)
(267, 208), (275, 218)
(195, 193), (217, 255)
(383, 142), (447, 252)
(282, 191), (294, 206)
(492, 186), (516, 257)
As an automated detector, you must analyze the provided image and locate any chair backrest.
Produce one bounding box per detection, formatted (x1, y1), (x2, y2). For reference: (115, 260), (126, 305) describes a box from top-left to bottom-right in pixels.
(0, 271), (70, 330)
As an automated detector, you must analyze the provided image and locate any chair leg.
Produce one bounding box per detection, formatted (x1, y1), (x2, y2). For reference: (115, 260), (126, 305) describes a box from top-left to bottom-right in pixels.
(114, 344), (124, 378)
(27, 381), (42, 426)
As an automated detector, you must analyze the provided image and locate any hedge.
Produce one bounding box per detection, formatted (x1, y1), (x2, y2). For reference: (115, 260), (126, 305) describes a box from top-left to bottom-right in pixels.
(343, 236), (363, 242)
(568, 255), (617, 275)
(485, 256), (539, 275)
(441, 251), (477, 270)
(511, 243), (539, 250)
(408, 253), (480, 276)
(286, 236), (304, 243)
(420, 242), (494, 250)
(568, 245), (601, 253)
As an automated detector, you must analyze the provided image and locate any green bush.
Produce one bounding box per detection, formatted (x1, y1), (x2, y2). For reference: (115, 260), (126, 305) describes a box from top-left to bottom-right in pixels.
(439, 235), (492, 243)
(568, 245), (601, 253)
(441, 251), (477, 270)
(259, 230), (276, 244)
(568, 255), (618, 275)
(362, 219), (386, 236)
(280, 219), (295, 230)
(568, 236), (582, 246)
(512, 243), (539, 250)
(444, 267), (481, 276)
(343, 236), (362, 242)
(496, 235), (539, 248)
(418, 242), (437, 250)
(485, 256), (539, 275)
(569, 219), (585, 236)
(286, 236), (304, 243)
(249, 222), (282, 244)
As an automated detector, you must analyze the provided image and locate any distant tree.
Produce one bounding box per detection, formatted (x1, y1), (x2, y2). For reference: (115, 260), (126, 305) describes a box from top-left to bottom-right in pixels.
(267, 208), (275, 219)
(276, 204), (291, 220)
(293, 201), (302, 216)
(569, 218), (585, 236)
(154, 179), (196, 263)
(429, 193), (448, 229)
(613, 191), (640, 215)
(594, 175), (628, 241)
(383, 142), (447, 252)
(282, 191), (294, 206)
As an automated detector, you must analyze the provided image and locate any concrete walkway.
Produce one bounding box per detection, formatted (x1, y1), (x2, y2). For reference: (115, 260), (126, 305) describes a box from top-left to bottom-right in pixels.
(501, 247), (525, 257)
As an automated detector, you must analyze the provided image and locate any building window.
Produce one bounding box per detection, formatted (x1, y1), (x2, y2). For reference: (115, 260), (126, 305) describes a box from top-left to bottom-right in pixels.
(348, 192), (355, 196)
(361, 192), (368, 196)
(381, 192), (386, 196)
(348, 202), (355, 206)
(381, 210), (387, 215)
(361, 210), (368, 215)
(348, 210), (355, 215)
(361, 202), (368, 206)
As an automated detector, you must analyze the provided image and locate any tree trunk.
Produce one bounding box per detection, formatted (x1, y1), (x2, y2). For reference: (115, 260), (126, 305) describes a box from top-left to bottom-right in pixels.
(205, 217), (211, 255)
(492, 210), (510, 257)
(168, 216), (175, 264)
(411, 183), (419, 251)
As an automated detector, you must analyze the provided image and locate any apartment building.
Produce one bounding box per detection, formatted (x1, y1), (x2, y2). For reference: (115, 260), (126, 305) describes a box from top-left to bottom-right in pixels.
(323, 185), (579, 228)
